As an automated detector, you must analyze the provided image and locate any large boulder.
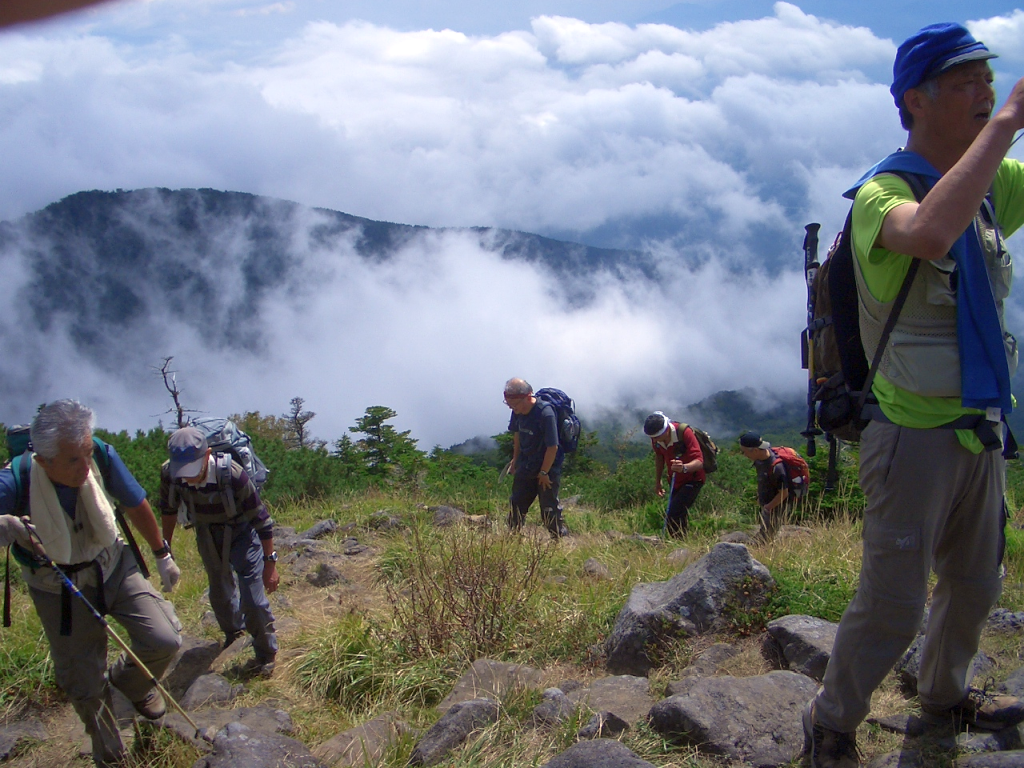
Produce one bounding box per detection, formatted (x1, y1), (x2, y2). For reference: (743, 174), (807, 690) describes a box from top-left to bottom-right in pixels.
(648, 671), (818, 767)
(605, 543), (774, 675)
(313, 711), (412, 768)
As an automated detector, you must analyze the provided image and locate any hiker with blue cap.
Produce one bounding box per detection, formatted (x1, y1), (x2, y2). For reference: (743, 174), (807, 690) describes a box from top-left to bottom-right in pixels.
(802, 22), (1024, 768)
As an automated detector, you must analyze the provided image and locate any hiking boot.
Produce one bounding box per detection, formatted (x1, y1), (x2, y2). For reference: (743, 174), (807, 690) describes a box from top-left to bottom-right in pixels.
(802, 701), (860, 767)
(921, 687), (1024, 731)
(132, 688), (166, 720)
(239, 655), (276, 679)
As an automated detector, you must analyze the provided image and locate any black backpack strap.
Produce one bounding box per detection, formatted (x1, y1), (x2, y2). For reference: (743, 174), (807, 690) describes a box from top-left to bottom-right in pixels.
(3, 546), (11, 629)
(92, 439), (150, 579)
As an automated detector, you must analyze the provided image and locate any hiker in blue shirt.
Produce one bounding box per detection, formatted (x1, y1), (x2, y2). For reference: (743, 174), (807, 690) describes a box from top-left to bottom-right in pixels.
(504, 377), (569, 539)
(0, 400), (182, 768)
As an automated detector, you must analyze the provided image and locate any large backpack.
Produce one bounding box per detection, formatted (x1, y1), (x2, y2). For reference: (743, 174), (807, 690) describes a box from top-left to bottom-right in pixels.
(676, 423), (719, 474)
(804, 171), (929, 442)
(190, 418), (268, 489)
(770, 447), (810, 498)
(534, 388), (582, 454)
(167, 418), (268, 529)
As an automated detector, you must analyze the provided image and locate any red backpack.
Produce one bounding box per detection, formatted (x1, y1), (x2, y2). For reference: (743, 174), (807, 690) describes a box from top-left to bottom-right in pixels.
(771, 447), (810, 497)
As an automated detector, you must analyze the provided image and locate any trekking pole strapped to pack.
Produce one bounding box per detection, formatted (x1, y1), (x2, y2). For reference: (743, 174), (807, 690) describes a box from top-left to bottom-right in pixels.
(800, 223), (822, 458)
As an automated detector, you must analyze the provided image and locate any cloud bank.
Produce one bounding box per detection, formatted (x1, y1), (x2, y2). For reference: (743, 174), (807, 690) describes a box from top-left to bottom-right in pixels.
(2, 3), (1024, 446)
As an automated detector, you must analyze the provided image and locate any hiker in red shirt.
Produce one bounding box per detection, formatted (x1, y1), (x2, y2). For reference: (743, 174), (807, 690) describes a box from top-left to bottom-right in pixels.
(643, 412), (705, 537)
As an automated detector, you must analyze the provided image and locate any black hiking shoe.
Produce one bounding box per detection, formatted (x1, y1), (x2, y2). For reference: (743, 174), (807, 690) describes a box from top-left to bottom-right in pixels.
(920, 686), (1024, 731)
(239, 655), (276, 679)
(802, 701), (860, 768)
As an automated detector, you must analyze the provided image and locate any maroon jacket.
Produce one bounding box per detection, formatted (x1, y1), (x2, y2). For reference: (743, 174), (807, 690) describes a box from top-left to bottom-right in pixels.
(652, 423), (706, 489)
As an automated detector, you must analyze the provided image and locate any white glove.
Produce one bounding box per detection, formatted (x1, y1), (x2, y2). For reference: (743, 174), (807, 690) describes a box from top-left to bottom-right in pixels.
(156, 554), (181, 593)
(0, 515), (36, 550)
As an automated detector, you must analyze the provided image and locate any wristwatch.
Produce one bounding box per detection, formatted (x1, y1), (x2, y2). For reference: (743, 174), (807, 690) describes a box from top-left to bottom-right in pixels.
(538, 470), (548, 477)
(263, 551), (278, 563)
(152, 540), (172, 558)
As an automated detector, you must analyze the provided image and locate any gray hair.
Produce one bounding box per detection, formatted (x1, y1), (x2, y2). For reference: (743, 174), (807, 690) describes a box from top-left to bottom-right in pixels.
(899, 76), (942, 130)
(30, 400), (95, 459)
(504, 378), (533, 396)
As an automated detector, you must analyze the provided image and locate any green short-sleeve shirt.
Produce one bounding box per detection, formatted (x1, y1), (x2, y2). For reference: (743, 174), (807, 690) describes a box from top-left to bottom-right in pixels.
(851, 158), (1024, 451)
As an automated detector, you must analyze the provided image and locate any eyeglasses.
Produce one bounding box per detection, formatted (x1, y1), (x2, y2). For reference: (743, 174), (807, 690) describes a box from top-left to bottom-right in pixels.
(504, 394), (528, 406)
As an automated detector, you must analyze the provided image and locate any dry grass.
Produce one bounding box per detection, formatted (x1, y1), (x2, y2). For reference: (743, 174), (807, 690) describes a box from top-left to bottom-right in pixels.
(4, 496), (1024, 767)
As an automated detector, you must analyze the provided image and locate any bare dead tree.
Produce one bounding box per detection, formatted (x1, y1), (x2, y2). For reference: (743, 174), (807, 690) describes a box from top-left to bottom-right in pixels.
(155, 357), (200, 429)
(283, 396), (318, 449)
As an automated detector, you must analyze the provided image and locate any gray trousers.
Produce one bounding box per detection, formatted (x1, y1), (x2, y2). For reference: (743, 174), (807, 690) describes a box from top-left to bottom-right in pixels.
(196, 521), (277, 662)
(814, 421), (1005, 733)
(30, 552), (182, 767)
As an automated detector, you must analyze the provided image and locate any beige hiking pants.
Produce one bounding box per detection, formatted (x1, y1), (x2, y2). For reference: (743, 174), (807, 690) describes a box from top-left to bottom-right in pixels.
(814, 420), (1006, 733)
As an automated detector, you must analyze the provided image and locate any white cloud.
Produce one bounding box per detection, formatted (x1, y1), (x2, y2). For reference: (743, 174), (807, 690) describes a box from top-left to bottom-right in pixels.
(3, 4), (1024, 444)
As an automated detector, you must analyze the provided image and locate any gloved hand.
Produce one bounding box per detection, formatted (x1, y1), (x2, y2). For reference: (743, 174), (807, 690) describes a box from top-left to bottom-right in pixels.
(0, 515), (37, 550)
(156, 554), (180, 593)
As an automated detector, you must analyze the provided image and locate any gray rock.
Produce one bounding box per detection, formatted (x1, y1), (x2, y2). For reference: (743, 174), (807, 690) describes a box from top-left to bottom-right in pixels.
(539, 738), (657, 767)
(306, 563), (347, 588)
(988, 609), (1024, 632)
(630, 535), (663, 546)
(299, 520), (338, 540)
(762, 614), (838, 681)
(864, 751), (927, 768)
(532, 688), (576, 727)
(342, 538), (371, 556)
(368, 511), (403, 531)
(955, 751), (1024, 767)
(438, 659), (543, 712)
(866, 713), (937, 738)
(164, 635), (224, 699)
(180, 674), (244, 710)
(568, 675), (653, 726)
(164, 704), (295, 747)
(583, 558), (611, 579)
(313, 711), (412, 767)
(577, 711), (630, 739)
(1002, 669), (1024, 701)
(431, 506), (465, 527)
(604, 543), (775, 676)
(949, 728), (1024, 753)
(895, 634), (993, 694)
(0, 717), (48, 759)
(408, 698), (498, 766)
(190, 722), (323, 768)
(648, 671), (819, 767)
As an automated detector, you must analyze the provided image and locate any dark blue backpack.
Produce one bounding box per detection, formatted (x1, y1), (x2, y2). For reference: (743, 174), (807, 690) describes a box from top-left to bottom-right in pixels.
(534, 388), (581, 453)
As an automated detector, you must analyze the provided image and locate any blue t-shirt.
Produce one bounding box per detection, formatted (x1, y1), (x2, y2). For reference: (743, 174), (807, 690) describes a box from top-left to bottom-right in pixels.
(508, 400), (563, 474)
(0, 441), (146, 518)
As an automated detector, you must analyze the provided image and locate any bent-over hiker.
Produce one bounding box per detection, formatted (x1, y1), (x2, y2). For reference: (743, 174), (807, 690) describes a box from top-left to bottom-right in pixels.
(644, 412), (705, 537)
(738, 431), (804, 540)
(0, 400), (182, 768)
(803, 23), (1024, 768)
(504, 377), (569, 539)
(159, 426), (279, 677)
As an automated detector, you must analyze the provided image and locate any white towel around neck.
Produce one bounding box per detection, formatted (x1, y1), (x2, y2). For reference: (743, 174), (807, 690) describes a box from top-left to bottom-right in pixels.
(29, 455), (118, 565)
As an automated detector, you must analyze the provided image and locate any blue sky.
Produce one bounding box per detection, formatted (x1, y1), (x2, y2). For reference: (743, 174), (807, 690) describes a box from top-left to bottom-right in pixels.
(3, 1), (1024, 444)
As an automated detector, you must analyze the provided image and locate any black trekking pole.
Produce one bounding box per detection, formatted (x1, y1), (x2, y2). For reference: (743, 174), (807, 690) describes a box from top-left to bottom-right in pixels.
(23, 529), (209, 742)
(825, 433), (840, 493)
(800, 222), (823, 457)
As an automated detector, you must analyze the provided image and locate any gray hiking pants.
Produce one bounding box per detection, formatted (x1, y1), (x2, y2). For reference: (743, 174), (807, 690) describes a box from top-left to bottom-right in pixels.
(196, 521), (277, 662)
(814, 420), (1005, 733)
(30, 551), (182, 767)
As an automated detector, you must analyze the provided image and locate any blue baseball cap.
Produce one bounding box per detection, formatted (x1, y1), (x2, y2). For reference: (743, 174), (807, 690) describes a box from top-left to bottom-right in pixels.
(891, 23), (996, 109)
